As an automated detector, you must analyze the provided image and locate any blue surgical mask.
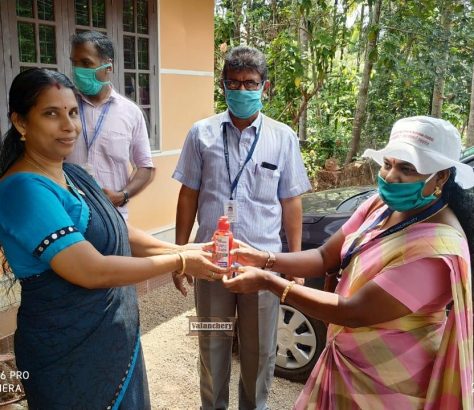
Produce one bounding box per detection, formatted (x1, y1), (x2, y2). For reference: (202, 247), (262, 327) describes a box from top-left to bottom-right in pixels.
(224, 88), (263, 119)
(72, 63), (112, 96)
(377, 173), (438, 212)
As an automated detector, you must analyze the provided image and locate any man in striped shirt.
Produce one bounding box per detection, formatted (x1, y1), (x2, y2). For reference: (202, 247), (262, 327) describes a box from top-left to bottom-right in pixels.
(67, 31), (154, 220)
(172, 46), (311, 410)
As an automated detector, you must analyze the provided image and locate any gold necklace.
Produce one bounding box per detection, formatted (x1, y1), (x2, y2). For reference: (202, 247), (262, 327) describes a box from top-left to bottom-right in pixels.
(23, 155), (68, 188)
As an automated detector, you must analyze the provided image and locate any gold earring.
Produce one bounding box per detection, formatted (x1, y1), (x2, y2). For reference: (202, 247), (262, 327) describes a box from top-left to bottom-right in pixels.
(20, 133), (26, 142)
(434, 186), (442, 196)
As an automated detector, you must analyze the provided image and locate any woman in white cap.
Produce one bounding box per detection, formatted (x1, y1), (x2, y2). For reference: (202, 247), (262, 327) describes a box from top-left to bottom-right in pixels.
(223, 116), (473, 409)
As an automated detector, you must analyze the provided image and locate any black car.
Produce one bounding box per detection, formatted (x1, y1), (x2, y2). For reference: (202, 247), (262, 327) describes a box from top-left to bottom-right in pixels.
(276, 150), (474, 382)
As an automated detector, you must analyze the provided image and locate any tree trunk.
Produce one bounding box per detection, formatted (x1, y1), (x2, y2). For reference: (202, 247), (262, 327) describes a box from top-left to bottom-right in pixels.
(232, 0), (244, 45)
(334, 1), (348, 134)
(293, 90), (318, 128)
(339, 0), (347, 62)
(298, 15), (309, 141)
(431, 1), (454, 118)
(271, 0), (277, 25)
(298, 99), (308, 141)
(467, 62), (474, 147)
(329, 0), (339, 74)
(298, 106), (308, 140)
(356, 3), (365, 73)
(345, 0), (382, 165)
(245, 0), (252, 44)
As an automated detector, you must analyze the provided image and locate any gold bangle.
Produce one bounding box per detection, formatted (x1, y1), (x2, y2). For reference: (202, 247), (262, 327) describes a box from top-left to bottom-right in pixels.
(264, 251), (276, 270)
(177, 252), (186, 275)
(280, 280), (296, 303)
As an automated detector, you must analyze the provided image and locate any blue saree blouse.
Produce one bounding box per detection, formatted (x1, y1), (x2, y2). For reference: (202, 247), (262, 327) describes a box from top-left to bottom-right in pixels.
(0, 164), (150, 409)
(0, 172), (89, 278)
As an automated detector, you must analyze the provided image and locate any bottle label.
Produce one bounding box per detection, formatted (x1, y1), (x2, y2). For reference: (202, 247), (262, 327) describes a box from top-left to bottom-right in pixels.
(215, 235), (230, 268)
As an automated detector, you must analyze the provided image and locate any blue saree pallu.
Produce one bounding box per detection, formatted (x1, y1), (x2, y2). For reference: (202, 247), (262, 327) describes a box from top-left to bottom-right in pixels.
(14, 164), (150, 409)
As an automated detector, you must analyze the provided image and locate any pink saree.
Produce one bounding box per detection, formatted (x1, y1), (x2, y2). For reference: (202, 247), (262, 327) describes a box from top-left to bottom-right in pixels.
(294, 199), (473, 409)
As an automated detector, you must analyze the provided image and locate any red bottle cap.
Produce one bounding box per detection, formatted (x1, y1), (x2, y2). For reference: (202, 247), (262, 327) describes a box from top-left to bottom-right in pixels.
(217, 216), (230, 231)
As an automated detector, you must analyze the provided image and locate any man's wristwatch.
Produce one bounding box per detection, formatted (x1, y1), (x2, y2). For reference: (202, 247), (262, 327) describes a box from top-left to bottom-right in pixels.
(120, 190), (129, 206)
(263, 251), (276, 270)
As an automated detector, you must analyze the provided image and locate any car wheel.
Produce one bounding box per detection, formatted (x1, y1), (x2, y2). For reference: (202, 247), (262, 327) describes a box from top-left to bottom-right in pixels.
(274, 304), (327, 382)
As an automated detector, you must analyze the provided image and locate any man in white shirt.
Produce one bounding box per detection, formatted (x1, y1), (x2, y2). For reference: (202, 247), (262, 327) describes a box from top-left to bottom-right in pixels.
(173, 46), (311, 410)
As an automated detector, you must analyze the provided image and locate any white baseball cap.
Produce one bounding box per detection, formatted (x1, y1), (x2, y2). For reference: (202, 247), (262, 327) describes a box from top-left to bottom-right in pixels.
(363, 116), (474, 189)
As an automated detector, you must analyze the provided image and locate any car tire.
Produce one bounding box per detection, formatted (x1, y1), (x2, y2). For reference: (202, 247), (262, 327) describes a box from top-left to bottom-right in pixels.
(274, 304), (327, 382)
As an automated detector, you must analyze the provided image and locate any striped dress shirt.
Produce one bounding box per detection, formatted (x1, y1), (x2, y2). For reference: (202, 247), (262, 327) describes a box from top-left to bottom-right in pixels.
(66, 89), (153, 219)
(173, 110), (311, 251)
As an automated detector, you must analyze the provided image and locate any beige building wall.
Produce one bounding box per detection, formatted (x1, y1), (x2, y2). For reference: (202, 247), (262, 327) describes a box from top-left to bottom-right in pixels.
(128, 0), (215, 234)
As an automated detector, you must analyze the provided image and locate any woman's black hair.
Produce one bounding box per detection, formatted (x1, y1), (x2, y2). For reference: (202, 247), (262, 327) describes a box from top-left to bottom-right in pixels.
(0, 68), (76, 177)
(442, 167), (474, 295)
(0, 68), (76, 282)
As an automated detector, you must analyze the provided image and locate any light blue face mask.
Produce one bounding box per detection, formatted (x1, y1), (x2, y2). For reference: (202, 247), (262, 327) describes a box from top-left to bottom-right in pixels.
(72, 63), (112, 96)
(377, 172), (438, 212)
(224, 88), (263, 119)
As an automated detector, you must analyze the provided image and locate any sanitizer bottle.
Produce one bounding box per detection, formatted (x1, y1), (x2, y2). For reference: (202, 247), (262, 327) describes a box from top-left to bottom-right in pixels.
(213, 216), (234, 268)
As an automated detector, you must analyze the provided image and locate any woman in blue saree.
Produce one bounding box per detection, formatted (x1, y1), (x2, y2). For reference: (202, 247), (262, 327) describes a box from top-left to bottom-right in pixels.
(0, 68), (225, 409)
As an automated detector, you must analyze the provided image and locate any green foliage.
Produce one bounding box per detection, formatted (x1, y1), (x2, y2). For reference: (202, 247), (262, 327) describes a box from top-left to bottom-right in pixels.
(364, 0), (474, 149)
(302, 119), (352, 179)
(265, 32), (304, 123)
(214, 0), (474, 166)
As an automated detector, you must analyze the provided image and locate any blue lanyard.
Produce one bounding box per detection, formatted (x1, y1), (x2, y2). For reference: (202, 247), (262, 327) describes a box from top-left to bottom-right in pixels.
(223, 119), (263, 200)
(340, 199), (447, 270)
(79, 99), (112, 151)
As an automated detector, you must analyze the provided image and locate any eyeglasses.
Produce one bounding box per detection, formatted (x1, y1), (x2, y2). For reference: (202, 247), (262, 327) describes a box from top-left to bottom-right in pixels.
(223, 79), (264, 91)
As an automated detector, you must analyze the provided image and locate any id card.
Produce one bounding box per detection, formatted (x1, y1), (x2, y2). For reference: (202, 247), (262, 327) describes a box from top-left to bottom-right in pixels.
(224, 200), (237, 223)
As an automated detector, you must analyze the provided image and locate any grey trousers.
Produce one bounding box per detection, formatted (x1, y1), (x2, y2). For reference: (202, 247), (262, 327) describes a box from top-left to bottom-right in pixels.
(195, 278), (279, 410)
